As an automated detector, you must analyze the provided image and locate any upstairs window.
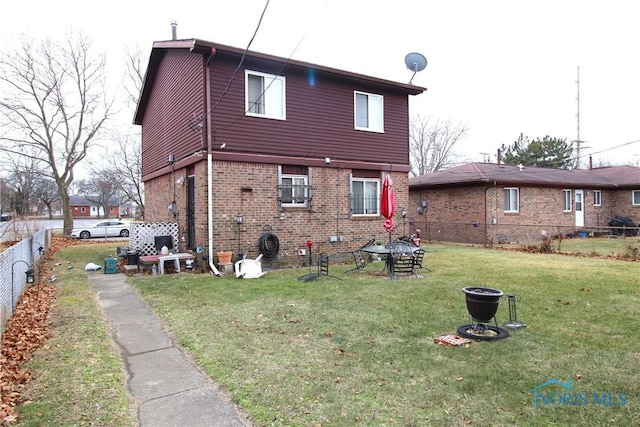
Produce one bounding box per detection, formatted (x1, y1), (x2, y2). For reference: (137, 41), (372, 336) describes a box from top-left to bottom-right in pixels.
(278, 166), (311, 208)
(563, 189), (572, 212)
(354, 91), (384, 132)
(246, 70), (286, 120)
(503, 188), (519, 212)
(351, 170), (380, 216)
(593, 190), (601, 206)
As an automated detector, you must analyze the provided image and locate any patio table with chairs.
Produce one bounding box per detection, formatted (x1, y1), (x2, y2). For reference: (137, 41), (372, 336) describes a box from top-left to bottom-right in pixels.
(360, 240), (424, 279)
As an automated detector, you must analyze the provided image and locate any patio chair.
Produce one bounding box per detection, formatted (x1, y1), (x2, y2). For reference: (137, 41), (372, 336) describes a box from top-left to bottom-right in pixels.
(412, 248), (431, 273)
(234, 254), (266, 279)
(391, 254), (418, 278)
(345, 238), (377, 273)
(298, 254), (342, 282)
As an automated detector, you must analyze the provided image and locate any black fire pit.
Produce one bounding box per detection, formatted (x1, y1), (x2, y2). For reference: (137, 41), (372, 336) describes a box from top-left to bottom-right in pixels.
(458, 286), (509, 341)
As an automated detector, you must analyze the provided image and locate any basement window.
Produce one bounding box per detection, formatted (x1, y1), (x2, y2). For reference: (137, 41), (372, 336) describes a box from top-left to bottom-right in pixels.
(278, 165), (312, 209)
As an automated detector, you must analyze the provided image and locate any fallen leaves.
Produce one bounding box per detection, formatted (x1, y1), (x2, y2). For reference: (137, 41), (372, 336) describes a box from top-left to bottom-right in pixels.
(0, 283), (56, 423)
(0, 235), (81, 423)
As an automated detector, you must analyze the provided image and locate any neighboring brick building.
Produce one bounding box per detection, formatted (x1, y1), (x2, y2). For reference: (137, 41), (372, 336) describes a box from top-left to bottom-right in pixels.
(409, 162), (640, 244)
(69, 196), (121, 219)
(134, 37), (425, 265)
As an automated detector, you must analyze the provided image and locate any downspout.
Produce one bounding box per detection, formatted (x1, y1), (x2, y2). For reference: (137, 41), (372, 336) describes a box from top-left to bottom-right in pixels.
(483, 186), (490, 246)
(205, 48), (221, 276)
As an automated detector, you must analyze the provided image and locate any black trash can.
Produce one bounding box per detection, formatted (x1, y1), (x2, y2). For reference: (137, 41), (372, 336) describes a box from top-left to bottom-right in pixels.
(127, 251), (139, 266)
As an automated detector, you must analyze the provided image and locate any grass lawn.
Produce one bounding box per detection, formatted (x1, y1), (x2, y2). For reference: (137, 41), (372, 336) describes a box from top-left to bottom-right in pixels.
(554, 235), (640, 259)
(497, 234), (640, 259)
(18, 243), (134, 426)
(126, 244), (639, 426)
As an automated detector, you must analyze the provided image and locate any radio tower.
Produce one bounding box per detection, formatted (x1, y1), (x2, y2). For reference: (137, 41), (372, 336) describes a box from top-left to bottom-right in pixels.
(573, 66), (586, 169)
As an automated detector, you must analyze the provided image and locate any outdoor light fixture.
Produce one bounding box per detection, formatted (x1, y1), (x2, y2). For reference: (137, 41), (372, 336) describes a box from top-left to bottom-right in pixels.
(168, 201), (177, 217)
(37, 246), (44, 255)
(26, 268), (35, 284)
(401, 208), (408, 235)
(11, 260), (35, 309)
(235, 213), (244, 261)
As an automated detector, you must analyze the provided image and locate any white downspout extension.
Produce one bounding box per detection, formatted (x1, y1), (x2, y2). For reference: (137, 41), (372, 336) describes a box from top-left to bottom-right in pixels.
(204, 46), (221, 277)
(207, 152), (221, 276)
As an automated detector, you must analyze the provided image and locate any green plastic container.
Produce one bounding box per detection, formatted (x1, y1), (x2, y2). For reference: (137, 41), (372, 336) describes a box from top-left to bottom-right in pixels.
(104, 257), (118, 274)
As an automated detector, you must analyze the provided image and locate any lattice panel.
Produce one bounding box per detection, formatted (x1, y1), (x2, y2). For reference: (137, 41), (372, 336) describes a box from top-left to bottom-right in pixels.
(131, 223), (179, 256)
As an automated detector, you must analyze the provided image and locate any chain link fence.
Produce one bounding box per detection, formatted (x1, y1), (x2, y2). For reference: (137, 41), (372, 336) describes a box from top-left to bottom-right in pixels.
(0, 229), (51, 333)
(408, 220), (640, 260)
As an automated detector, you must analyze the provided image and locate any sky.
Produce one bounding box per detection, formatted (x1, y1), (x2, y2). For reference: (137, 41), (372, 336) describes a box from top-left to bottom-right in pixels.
(3, 0), (640, 168)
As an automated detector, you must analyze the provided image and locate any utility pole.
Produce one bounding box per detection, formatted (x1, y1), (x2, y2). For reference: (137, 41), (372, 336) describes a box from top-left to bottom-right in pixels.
(573, 66), (588, 169)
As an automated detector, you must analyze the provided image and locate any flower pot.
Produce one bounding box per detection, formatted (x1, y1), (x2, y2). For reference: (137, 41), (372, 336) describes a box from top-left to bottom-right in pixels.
(462, 287), (503, 323)
(217, 251), (233, 265)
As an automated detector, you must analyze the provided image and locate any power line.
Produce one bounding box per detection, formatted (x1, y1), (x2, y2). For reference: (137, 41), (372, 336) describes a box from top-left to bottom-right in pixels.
(207, 0), (271, 118)
(213, 1), (326, 132)
(582, 138), (640, 157)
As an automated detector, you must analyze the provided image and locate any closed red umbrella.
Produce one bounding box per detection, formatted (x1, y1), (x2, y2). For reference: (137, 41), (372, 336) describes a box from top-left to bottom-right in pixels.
(381, 174), (396, 237)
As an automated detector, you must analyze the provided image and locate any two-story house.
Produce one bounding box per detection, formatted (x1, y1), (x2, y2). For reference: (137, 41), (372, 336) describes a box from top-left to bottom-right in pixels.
(134, 37), (425, 266)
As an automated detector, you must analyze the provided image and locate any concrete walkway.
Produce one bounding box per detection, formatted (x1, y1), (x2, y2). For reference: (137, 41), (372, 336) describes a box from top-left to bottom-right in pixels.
(89, 273), (252, 427)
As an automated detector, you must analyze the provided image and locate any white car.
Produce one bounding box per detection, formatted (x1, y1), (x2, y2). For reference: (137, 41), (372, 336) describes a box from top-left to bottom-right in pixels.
(71, 221), (130, 239)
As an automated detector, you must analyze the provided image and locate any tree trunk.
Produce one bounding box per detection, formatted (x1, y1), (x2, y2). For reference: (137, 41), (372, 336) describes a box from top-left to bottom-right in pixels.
(60, 189), (73, 235)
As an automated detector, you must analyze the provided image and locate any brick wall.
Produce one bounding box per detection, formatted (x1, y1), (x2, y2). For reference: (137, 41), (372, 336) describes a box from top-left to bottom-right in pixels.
(409, 185), (639, 244)
(145, 159), (410, 265)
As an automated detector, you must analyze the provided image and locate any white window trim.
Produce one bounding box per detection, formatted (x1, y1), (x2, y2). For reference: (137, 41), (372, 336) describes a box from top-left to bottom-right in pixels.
(633, 190), (640, 206)
(245, 70), (286, 120)
(354, 91), (384, 133)
(503, 187), (519, 213)
(351, 176), (380, 216)
(563, 189), (572, 212)
(593, 190), (601, 206)
(280, 174), (309, 208)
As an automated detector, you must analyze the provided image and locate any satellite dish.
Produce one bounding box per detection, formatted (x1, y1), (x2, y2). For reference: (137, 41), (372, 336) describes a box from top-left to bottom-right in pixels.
(404, 52), (427, 84)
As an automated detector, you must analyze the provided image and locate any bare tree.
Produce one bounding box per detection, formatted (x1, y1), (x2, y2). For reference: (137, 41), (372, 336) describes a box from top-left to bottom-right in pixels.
(77, 167), (120, 219)
(124, 45), (145, 107)
(107, 132), (144, 219)
(409, 115), (468, 176)
(102, 46), (145, 219)
(34, 177), (60, 219)
(1, 150), (44, 216)
(0, 33), (113, 234)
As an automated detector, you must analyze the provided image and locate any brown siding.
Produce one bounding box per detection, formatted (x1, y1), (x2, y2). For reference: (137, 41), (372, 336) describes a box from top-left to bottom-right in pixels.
(141, 51), (205, 177)
(208, 53), (410, 166)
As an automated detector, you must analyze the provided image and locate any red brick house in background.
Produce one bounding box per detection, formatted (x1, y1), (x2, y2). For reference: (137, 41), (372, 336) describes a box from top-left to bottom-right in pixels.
(134, 37), (425, 266)
(69, 196), (122, 219)
(408, 162), (640, 244)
